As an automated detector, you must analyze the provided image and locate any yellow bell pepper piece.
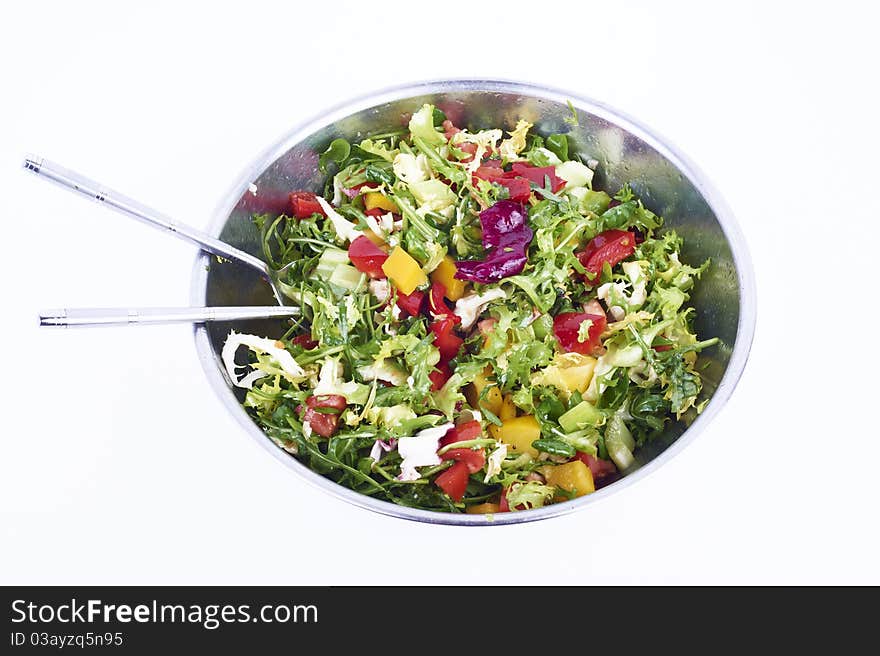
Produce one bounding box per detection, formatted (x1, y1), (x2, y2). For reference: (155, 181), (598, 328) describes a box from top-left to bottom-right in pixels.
(499, 394), (517, 421)
(495, 415), (541, 457)
(364, 192), (398, 213)
(381, 247), (427, 295)
(430, 255), (467, 301)
(489, 394), (519, 439)
(544, 460), (595, 499)
(531, 353), (597, 399)
(466, 367), (503, 417)
(466, 502), (502, 515)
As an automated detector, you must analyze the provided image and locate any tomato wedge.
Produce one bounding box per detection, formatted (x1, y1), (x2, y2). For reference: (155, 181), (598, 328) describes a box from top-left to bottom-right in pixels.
(553, 312), (608, 355)
(510, 163), (565, 193)
(440, 420), (481, 448)
(430, 316), (464, 361)
(498, 488), (518, 512)
(435, 461), (470, 501)
(575, 452), (618, 480)
(348, 236), (388, 279)
(456, 142), (479, 163)
(576, 230), (636, 286)
(288, 191), (326, 219)
(473, 165), (505, 183)
(442, 119), (461, 140)
(441, 448), (486, 474)
(303, 394), (347, 438)
(395, 289), (425, 317)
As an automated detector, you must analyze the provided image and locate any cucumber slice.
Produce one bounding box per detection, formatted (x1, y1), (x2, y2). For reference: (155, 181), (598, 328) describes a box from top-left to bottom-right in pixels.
(604, 413), (636, 470)
(329, 264), (364, 291)
(558, 400), (603, 433)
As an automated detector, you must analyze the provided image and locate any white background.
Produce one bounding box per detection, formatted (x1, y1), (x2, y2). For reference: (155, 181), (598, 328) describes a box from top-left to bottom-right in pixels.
(2, 1), (877, 585)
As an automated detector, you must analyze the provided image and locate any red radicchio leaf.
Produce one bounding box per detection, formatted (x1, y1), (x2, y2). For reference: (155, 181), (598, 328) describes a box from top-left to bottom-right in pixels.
(454, 200), (533, 284)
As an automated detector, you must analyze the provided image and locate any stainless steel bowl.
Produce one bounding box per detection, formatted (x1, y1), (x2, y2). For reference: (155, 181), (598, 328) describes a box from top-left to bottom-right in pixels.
(191, 79), (756, 525)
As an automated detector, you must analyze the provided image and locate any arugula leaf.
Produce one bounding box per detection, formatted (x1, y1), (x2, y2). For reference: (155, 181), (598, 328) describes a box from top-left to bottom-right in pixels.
(364, 162), (396, 186)
(532, 438), (576, 458)
(319, 138), (351, 173)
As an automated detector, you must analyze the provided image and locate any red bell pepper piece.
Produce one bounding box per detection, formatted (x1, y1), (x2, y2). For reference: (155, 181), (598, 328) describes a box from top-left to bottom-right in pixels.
(510, 162), (565, 193)
(576, 230), (636, 286)
(429, 361), (453, 392)
(498, 177), (531, 203)
(430, 316), (464, 361)
(288, 191), (326, 218)
(429, 281), (451, 317)
(395, 289), (425, 317)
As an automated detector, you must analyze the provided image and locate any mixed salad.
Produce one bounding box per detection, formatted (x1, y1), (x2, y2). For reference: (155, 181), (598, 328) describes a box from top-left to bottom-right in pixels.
(222, 104), (717, 514)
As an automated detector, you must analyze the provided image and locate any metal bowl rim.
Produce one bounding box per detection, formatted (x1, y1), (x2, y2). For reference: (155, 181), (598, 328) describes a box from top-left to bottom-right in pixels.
(190, 78), (757, 526)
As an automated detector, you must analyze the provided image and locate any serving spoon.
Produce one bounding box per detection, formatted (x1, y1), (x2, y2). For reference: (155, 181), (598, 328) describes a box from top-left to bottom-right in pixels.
(39, 305), (300, 328)
(23, 156), (294, 306)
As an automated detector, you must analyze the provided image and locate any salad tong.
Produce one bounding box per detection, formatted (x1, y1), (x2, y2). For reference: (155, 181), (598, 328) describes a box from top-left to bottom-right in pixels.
(26, 156), (298, 326)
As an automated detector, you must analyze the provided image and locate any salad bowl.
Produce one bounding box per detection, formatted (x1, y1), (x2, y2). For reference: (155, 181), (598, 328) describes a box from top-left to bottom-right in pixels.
(191, 79), (756, 525)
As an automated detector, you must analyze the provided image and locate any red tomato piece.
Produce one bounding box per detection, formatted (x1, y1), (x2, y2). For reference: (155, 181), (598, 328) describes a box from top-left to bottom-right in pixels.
(290, 334), (318, 350)
(439, 425), (458, 448)
(473, 165), (505, 183)
(575, 452), (618, 480)
(652, 336), (674, 352)
(500, 487), (528, 512)
(341, 181), (380, 200)
(442, 119), (461, 140)
(348, 235), (388, 279)
(306, 394), (347, 411)
(576, 230), (636, 286)
(288, 191), (326, 218)
(429, 361), (453, 392)
(395, 289), (425, 317)
(457, 142), (479, 163)
(454, 420), (482, 442)
(553, 312), (608, 355)
(498, 177), (532, 203)
(440, 420), (481, 448)
(435, 461), (471, 502)
(510, 163), (566, 193)
(440, 448), (486, 474)
(303, 394), (347, 438)
(303, 411), (338, 438)
(430, 317), (464, 361)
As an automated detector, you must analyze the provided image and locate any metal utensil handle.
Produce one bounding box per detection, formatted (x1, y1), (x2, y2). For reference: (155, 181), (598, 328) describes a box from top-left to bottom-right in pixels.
(39, 306), (300, 328)
(23, 155), (270, 279)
